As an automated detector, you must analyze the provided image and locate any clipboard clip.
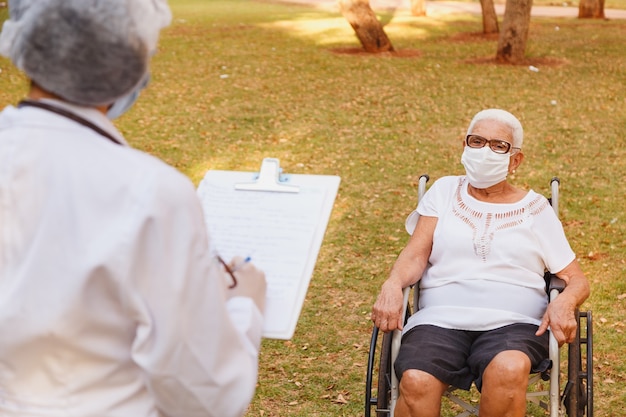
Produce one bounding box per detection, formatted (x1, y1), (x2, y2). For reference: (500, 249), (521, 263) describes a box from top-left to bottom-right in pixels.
(234, 158), (300, 193)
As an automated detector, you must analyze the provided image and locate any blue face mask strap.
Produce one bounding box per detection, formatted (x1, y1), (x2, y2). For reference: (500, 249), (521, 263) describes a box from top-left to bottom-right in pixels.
(106, 73), (150, 120)
(18, 99), (123, 146)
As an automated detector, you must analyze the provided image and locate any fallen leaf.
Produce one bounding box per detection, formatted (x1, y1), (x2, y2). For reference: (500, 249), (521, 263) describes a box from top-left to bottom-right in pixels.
(585, 251), (609, 261)
(333, 394), (348, 404)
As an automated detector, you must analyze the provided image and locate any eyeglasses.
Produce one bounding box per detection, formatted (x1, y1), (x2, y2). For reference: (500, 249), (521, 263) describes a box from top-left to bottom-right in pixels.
(465, 134), (520, 154)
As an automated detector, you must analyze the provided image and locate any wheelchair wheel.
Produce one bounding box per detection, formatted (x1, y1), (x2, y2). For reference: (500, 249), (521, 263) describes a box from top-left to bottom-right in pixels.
(564, 311), (593, 417)
(365, 303), (412, 417)
(376, 331), (393, 417)
(365, 326), (393, 417)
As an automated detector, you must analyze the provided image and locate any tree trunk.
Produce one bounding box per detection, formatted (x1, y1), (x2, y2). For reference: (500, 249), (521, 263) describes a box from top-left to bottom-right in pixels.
(410, 0), (426, 17)
(479, 0), (499, 34)
(338, 0), (394, 53)
(496, 0), (533, 64)
(578, 0), (605, 18)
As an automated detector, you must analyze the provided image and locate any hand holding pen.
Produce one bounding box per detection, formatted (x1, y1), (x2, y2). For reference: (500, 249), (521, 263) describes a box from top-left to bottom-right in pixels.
(217, 256), (251, 288)
(218, 255), (266, 313)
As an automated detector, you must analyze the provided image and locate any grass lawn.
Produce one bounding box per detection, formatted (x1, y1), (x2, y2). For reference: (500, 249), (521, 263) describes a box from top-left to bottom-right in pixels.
(1, 0), (624, 416)
(479, 0), (626, 8)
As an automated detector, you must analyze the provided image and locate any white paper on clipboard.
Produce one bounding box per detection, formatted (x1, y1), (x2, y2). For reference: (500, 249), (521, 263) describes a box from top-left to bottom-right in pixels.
(196, 158), (340, 340)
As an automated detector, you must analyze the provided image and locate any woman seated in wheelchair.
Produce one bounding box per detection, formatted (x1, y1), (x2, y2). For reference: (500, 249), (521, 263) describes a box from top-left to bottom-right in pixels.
(371, 109), (590, 417)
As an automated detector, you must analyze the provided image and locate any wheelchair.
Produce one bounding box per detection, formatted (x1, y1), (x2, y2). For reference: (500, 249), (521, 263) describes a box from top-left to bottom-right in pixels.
(365, 175), (593, 417)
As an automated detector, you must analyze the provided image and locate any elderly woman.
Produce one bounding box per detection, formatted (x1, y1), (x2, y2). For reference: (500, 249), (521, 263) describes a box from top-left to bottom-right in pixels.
(0, 1), (266, 416)
(371, 109), (590, 417)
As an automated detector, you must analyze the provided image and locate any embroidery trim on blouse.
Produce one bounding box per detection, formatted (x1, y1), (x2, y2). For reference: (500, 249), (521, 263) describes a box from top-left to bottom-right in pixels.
(452, 178), (549, 262)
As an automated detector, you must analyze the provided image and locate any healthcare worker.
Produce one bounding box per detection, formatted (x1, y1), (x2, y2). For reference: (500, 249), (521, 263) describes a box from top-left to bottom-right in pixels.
(0, 1), (267, 416)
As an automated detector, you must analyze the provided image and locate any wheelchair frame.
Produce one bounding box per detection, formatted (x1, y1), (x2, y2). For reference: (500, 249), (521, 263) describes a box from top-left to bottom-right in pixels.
(365, 175), (593, 417)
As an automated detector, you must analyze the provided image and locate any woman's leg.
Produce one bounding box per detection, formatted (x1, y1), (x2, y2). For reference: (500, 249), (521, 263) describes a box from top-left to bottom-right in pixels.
(395, 369), (449, 417)
(394, 325), (475, 417)
(478, 350), (531, 417)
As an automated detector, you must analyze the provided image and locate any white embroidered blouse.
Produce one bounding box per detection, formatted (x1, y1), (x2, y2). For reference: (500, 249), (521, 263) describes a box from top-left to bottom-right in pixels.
(404, 176), (576, 333)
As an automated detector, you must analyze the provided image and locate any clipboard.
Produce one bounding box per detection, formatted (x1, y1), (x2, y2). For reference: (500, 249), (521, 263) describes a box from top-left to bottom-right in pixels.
(196, 158), (341, 340)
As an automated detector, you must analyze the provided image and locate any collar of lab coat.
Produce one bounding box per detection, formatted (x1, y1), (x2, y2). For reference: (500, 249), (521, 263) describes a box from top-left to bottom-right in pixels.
(12, 98), (129, 147)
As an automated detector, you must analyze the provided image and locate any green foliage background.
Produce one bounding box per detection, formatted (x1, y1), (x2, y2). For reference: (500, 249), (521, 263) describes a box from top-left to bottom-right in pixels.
(1, 0), (624, 416)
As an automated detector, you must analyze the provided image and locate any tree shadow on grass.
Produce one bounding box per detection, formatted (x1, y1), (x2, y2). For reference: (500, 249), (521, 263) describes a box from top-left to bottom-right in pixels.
(450, 32), (570, 67)
(328, 30), (569, 66)
(448, 31), (500, 42)
(328, 46), (567, 66)
(329, 47), (422, 57)
(465, 55), (569, 67)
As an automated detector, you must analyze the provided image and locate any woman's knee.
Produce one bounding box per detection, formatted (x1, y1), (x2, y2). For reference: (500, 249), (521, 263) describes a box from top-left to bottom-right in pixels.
(399, 369), (448, 398)
(484, 351), (531, 385)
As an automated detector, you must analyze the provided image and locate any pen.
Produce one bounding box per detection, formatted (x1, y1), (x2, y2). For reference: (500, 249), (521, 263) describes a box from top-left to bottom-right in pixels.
(231, 256), (252, 272)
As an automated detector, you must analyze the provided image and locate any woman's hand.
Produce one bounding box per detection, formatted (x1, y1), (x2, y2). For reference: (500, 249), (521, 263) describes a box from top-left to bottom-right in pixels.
(536, 260), (590, 346)
(371, 280), (405, 332)
(536, 295), (578, 346)
(225, 256), (267, 313)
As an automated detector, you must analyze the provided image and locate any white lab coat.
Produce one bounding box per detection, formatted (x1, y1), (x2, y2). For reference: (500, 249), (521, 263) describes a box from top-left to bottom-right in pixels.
(0, 101), (263, 417)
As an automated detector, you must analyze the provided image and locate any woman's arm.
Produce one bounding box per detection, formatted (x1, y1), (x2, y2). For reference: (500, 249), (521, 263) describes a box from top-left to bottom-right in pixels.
(371, 215), (437, 332)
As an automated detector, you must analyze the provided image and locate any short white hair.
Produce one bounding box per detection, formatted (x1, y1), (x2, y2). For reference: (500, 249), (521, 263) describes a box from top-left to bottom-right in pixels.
(466, 109), (524, 149)
(0, 0), (171, 106)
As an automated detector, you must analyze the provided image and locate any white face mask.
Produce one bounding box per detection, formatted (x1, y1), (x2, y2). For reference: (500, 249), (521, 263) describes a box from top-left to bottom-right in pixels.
(461, 146), (511, 189)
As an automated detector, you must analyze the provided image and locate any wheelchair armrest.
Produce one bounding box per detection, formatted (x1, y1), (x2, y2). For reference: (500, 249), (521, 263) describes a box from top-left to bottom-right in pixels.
(546, 272), (566, 294)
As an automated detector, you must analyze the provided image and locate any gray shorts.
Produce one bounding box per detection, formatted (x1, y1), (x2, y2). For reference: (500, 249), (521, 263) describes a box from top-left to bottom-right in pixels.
(394, 324), (550, 391)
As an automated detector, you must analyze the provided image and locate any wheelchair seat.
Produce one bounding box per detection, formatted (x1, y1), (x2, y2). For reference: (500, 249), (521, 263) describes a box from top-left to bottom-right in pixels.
(365, 175), (593, 417)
